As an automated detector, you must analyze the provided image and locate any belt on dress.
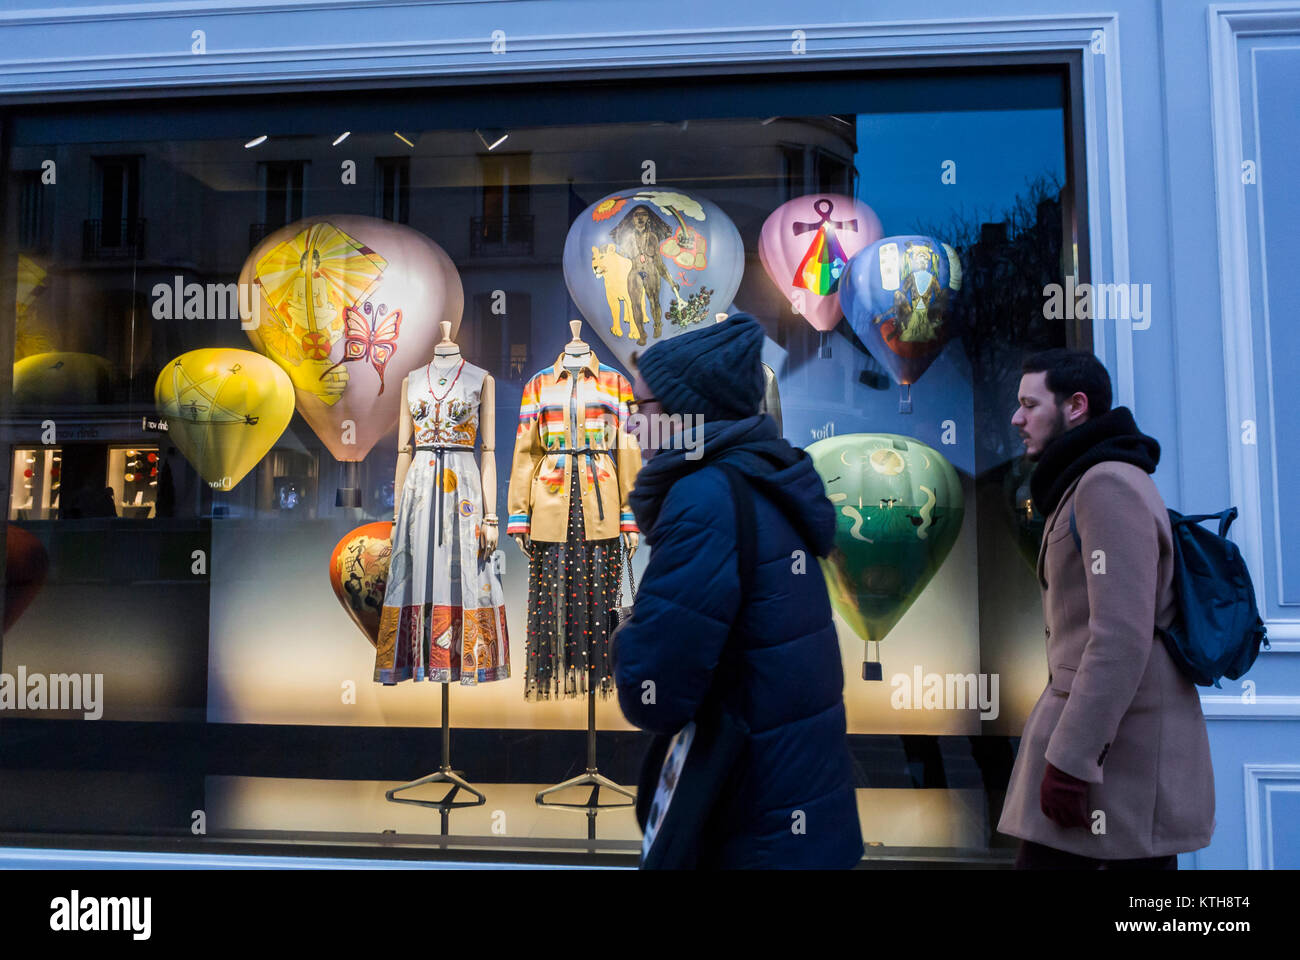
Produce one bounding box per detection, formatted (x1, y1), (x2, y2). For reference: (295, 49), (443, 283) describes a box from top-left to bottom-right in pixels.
(549, 447), (614, 523)
(416, 443), (473, 545)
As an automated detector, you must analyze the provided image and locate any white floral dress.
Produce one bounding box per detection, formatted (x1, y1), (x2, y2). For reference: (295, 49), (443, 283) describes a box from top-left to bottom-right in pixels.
(374, 357), (510, 684)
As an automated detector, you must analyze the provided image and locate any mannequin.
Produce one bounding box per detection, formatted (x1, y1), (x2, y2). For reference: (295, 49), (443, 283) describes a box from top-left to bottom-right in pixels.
(506, 319), (642, 704)
(394, 322), (499, 558)
(513, 321), (636, 560)
(375, 320), (510, 687)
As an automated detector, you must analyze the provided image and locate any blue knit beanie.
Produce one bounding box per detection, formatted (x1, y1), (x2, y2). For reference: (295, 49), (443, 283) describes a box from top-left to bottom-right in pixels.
(636, 313), (766, 421)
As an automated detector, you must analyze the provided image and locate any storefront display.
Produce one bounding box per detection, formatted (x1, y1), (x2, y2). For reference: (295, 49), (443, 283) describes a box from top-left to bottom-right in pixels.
(0, 63), (1078, 864)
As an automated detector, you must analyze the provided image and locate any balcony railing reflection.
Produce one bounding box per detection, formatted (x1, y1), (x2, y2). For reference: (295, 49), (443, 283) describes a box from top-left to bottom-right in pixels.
(83, 218), (146, 260)
(470, 215), (534, 257)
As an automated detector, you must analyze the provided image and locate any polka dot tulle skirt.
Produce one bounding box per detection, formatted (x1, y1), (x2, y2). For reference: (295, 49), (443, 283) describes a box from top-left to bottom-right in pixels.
(524, 468), (623, 701)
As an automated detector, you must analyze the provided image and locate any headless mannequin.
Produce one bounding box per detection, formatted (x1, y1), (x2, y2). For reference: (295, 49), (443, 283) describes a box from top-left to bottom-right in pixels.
(394, 321), (499, 556)
(513, 320), (637, 559)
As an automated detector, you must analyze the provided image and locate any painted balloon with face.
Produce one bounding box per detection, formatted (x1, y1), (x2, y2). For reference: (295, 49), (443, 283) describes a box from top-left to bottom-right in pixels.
(758, 194), (882, 332)
(155, 348), (295, 491)
(239, 215), (463, 462)
(328, 521), (394, 646)
(808, 433), (964, 680)
(563, 188), (743, 372)
(840, 235), (963, 388)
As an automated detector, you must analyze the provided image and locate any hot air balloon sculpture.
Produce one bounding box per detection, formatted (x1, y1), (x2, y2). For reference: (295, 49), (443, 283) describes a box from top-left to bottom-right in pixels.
(808, 434), (964, 681)
(563, 188), (743, 374)
(328, 521), (394, 646)
(840, 236), (963, 412)
(758, 194), (882, 357)
(154, 348), (294, 492)
(239, 215), (463, 504)
(12, 352), (113, 408)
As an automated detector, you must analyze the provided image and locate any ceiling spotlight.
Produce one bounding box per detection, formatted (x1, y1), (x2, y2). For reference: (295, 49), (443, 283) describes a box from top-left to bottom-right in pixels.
(332, 131), (351, 146)
(244, 135), (268, 148)
(394, 131), (415, 148)
(475, 128), (509, 151)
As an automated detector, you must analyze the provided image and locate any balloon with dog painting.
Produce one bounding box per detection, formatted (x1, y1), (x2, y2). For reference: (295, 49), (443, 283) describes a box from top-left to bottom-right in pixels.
(328, 521), (394, 647)
(563, 188), (744, 372)
(239, 215), (463, 463)
(840, 236), (962, 387)
(758, 194), (882, 332)
(808, 433), (964, 680)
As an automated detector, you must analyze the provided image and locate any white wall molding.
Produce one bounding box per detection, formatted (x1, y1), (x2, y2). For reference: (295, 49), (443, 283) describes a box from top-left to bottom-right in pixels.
(1200, 694), (1300, 718)
(1243, 761), (1300, 869)
(1207, 3), (1300, 651)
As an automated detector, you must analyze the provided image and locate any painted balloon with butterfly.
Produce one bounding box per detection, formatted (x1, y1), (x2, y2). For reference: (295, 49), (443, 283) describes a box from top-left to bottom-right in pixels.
(237, 214), (464, 500)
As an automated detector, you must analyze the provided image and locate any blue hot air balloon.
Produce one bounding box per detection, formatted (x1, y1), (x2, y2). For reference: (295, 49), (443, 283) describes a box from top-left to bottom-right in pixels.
(840, 235), (963, 411)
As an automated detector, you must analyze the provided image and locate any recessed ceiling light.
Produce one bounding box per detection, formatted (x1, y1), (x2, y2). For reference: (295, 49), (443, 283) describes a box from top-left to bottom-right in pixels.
(475, 128), (509, 150)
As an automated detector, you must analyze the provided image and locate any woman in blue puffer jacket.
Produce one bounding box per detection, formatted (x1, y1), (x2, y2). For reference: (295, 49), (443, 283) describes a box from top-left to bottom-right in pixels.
(613, 314), (863, 870)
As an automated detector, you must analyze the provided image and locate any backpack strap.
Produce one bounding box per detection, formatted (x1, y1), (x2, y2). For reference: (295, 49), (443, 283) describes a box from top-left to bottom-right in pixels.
(712, 462), (758, 703)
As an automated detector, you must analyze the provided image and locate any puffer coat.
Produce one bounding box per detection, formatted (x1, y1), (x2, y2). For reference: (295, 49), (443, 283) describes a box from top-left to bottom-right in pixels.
(613, 415), (863, 869)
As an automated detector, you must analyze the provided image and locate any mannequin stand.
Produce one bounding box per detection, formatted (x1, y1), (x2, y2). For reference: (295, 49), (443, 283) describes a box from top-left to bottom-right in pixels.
(535, 680), (635, 823)
(386, 682), (486, 833)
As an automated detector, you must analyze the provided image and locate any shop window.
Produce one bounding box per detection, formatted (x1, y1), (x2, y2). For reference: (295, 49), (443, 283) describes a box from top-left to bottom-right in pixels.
(1, 67), (1079, 865)
(8, 447), (61, 520)
(374, 156), (410, 224)
(473, 151), (532, 256)
(86, 156), (143, 258)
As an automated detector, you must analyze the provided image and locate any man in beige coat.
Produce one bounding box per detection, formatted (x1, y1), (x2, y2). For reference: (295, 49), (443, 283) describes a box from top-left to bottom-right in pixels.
(998, 349), (1215, 869)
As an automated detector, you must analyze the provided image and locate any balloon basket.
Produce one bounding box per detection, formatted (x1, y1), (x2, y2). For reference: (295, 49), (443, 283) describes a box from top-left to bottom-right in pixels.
(818, 330), (832, 359)
(336, 461), (362, 508)
(862, 639), (883, 681)
(898, 383), (913, 414)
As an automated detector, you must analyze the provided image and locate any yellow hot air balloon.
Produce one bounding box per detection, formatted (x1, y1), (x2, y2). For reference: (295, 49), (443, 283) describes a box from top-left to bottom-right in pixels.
(155, 348), (294, 491)
(12, 352), (113, 407)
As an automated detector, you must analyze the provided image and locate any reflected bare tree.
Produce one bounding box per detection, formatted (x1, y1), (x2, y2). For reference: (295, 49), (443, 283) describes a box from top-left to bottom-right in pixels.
(913, 173), (1068, 466)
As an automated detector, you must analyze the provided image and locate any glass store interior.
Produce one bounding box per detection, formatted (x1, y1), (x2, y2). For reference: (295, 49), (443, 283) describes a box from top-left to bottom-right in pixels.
(0, 66), (1082, 864)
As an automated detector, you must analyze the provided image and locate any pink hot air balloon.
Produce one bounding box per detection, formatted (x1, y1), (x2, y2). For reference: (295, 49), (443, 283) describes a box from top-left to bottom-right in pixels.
(759, 194), (883, 333)
(239, 215), (464, 465)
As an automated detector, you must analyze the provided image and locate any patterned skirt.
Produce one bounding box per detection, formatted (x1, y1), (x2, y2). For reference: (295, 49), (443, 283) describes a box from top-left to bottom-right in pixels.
(374, 448), (510, 685)
(524, 468), (624, 700)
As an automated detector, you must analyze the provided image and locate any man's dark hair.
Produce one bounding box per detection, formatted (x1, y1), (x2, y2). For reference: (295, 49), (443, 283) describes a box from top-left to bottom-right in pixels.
(1021, 348), (1112, 417)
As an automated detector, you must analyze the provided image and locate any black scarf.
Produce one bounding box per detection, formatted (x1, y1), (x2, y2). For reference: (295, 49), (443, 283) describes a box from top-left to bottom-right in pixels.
(1028, 406), (1160, 517)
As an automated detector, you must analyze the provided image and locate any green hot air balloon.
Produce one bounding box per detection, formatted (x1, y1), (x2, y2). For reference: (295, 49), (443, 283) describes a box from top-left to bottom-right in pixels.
(808, 433), (964, 681)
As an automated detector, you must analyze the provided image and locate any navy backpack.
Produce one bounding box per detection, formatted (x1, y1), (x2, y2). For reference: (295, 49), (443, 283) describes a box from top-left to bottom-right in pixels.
(1071, 505), (1269, 688)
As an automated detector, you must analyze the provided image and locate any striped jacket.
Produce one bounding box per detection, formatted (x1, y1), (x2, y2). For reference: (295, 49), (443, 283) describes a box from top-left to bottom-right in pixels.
(506, 351), (642, 543)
